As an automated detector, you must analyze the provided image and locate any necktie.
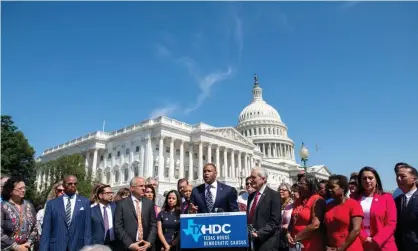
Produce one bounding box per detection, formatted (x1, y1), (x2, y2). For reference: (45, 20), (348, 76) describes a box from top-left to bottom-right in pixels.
(402, 194), (408, 212)
(183, 201), (189, 213)
(103, 206), (110, 241)
(206, 185), (214, 212)
(135, 200), (143, 240)
(248, 192), (260, 224)
(65, 196), (72, 227)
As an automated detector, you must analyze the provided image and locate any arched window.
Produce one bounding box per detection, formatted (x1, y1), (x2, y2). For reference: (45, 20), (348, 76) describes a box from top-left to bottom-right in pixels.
(124, 168), (129, 182)
(106, 172), (111, 184)
(115, 170), (120, 183)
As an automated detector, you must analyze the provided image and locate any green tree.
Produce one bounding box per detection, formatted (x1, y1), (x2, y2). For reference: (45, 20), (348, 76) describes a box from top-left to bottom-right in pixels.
(1, 115), (37, 201)
(35, 154), (93, 207)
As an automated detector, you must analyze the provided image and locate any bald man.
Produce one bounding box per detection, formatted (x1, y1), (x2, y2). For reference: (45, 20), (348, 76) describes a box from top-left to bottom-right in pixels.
(40, 175), (92, 251)
(115, 177), (157, 251)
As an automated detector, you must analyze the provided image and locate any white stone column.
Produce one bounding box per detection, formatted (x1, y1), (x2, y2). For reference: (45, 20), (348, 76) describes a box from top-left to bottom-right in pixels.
(188, 144), (194, 181)
(238, 152), (242, 183)
(92, 149), (98, 179)
(286, 145), (289, 159)
(223, 148), (228, 178)
(140, 143), (145, 177)
(169, 138), (175, 180)
(207, 143), (212, 164)
(198, 141), (203, 181)
(273, 144), (276, 158)
(216, 145), (220, 170)
(144, 137), (153, 178)
(158, 137), (164, 180)
(85, 151), (90, 175)
(179, 140), (184, 178)
(231, 151), (235, 179)
(244, 154), (248, 176)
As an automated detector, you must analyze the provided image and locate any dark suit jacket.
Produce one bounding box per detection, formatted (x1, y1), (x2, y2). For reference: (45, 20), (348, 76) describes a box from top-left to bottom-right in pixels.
(115, 196), (157, 250)
(247, 186), (281, 251)
(190, 181), (239, 213)
(39, 194), (92, 251)
(395, 189), (418, 251)
(91, 202), (116, 244)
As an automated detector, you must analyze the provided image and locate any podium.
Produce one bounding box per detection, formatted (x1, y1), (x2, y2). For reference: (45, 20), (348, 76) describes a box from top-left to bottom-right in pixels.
(180, 211), (249, 250)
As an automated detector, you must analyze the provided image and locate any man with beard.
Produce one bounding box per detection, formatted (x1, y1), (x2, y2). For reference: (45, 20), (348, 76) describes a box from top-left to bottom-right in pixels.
(189, 163), (238, 213)
(40, 175), (92, 251)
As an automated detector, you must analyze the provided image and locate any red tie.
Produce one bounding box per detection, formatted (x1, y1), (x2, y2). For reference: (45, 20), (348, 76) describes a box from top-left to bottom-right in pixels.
(248, 192), (260, 224)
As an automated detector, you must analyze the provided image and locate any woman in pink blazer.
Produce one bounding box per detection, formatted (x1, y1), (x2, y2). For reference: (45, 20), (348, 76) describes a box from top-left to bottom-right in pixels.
(353, 166), (397, 251)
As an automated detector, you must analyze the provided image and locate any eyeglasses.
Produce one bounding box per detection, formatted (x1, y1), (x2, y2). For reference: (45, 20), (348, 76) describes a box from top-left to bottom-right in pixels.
(56, 189), (65, 192)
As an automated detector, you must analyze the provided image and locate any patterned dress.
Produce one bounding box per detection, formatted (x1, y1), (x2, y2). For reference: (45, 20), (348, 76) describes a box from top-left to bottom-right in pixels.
(1, 200), (37, 250)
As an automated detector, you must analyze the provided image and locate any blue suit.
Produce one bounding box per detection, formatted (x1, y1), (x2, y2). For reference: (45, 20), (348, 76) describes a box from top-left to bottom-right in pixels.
(40, 194), (92, 251)
(190, 181), (239, 213)
(91, 203), (115, 245)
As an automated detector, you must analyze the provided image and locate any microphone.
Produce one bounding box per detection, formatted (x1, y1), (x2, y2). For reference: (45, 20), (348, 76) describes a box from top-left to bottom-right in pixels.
(214, 208), (224, 212)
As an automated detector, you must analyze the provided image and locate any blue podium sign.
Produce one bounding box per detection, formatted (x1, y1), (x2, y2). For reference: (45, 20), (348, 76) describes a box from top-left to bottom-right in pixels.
(180, 212), (249, 249)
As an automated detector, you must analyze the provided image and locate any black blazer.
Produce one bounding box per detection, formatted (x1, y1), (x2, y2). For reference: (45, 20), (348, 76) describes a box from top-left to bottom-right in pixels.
(395, 189), (418, 251)
(247, 186), (281, 251)
(115, 197), (157, 250)
(190, 181), (239, 213)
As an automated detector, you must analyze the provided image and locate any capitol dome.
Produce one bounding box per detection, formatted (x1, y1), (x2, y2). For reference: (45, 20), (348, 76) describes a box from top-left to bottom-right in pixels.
(236, 74), (295, 164)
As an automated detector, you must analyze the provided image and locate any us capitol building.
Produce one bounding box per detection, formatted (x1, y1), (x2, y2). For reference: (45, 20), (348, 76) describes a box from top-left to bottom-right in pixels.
(37, 75), (331, 193)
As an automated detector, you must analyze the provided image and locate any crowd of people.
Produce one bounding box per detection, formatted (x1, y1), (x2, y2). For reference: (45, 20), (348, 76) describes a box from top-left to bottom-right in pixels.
(0, 162), (417, 251)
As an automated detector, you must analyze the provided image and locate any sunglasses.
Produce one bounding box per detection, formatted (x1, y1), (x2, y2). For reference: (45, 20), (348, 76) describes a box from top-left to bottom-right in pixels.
(66, 182), (78, 186)
(279, 189), (288, 192)
(349, 182), (357, 186)
(56, 189), (65, 192)
(246, 183), (251, 186)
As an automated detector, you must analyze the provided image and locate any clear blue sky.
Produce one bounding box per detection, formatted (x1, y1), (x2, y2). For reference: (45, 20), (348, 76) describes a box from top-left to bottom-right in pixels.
(2, 2), (417, 190)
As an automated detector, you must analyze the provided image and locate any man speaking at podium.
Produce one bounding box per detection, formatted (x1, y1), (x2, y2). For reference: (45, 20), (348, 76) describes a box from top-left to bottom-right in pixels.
(190, 163), (239, 213)
(247, 167), (281, 251)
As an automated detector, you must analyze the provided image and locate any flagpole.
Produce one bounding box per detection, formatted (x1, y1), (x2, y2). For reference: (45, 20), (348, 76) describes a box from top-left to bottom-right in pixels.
(102, 120), (105, 132)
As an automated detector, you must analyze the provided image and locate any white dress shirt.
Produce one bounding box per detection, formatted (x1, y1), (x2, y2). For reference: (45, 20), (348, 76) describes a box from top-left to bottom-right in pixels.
(99, 203), (115, 241)
(63, 194), (77, 220)
(205, 180), (218, 205)
(405, 188), (417, 205)
(249, 184), (266, 210)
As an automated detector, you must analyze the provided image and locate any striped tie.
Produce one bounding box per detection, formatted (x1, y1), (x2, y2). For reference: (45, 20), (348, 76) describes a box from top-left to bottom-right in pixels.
(65, 196), (72, 227)
(206, 185), (214, 212)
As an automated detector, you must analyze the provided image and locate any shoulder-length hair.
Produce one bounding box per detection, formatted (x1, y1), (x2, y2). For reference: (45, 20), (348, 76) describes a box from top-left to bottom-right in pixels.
(145, 184), (156, 204)
(358, 166), (384, 195)
(46, 181), (64, 201)
(298, 173), (319, 195)
(163, 190), (181, 216)
(1, 176), (25, 201)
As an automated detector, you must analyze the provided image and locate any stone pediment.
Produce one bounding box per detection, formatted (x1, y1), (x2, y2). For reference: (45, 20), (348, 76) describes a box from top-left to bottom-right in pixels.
(203, 127), (254, 147)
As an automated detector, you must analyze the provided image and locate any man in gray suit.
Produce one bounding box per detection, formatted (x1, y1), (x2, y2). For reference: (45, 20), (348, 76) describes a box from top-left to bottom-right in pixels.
(115, 177), (157, 251)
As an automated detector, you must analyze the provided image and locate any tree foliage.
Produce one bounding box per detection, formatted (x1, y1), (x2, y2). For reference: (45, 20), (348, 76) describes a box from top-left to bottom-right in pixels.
(35, 153), (93, 207)
(1, 115), (37, 201)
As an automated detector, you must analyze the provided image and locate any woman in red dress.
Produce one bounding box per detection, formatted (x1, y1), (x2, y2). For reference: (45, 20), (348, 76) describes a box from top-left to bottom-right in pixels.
(287, 173), (326, 251)
(325, 174), (364, 251)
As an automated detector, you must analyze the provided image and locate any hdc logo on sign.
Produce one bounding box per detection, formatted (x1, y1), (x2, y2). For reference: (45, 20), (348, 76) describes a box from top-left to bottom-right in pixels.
(183, 219), (231, 242)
